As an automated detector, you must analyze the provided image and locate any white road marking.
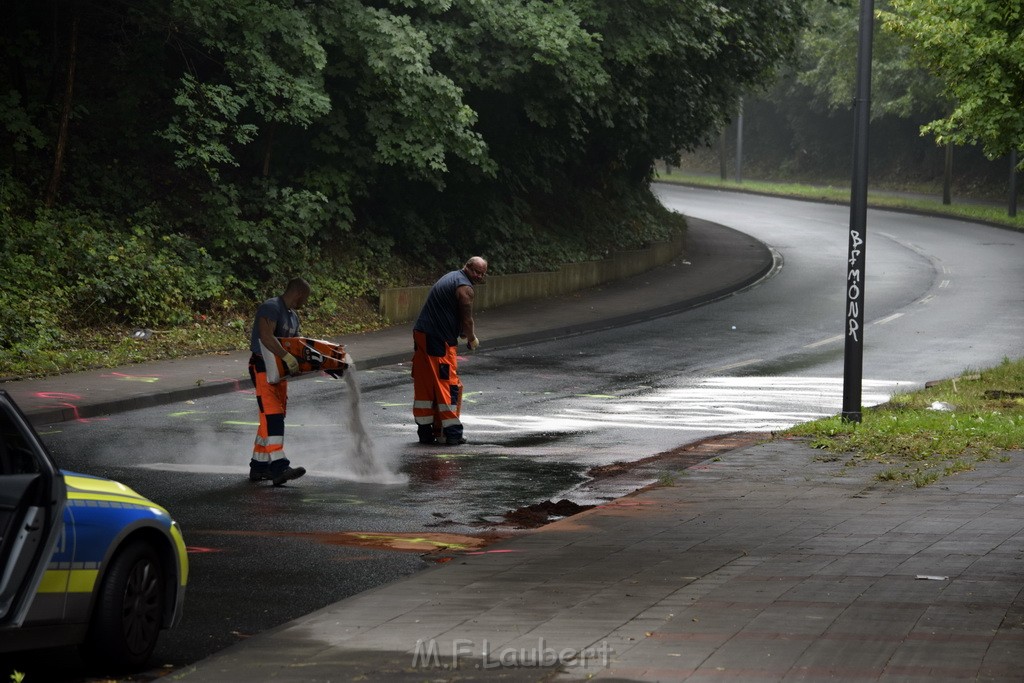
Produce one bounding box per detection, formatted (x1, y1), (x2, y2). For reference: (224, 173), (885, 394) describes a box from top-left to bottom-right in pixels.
(804, 335), (843, 349)
(873, 313), (904, 325)
(708, 359), (764, 373)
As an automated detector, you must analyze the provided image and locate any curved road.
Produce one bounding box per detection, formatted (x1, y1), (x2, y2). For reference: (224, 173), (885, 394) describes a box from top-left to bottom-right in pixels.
(652, 184), (1023, 384)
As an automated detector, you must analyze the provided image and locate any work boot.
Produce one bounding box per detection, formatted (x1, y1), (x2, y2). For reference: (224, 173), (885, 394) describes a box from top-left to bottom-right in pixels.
(248, 464), (270, 482)
(417, 424), (440, 445)
(272, 466), (306, 486)
(442, 426), (466, 446)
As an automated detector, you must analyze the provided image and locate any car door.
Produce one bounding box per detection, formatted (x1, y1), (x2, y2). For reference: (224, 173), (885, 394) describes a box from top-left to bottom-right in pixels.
(0, 390), (66, 628)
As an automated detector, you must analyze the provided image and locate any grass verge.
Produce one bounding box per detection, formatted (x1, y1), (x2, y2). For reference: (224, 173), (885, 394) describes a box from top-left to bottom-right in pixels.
(785, 357), (1024, 487)
(656, 171), (1024, 233)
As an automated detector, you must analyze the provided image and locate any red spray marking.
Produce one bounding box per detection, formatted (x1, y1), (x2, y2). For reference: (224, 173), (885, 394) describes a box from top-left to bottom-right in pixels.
(463, 549), (523, 555)
(36, 391), (82, 401)
(33, 392), (91, 422)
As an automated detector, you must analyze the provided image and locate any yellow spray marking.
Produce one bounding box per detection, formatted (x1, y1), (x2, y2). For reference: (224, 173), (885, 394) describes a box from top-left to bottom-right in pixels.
(300, 495), (366, 505)
(169, 410), (205, 417)
(201, 529), (494, 553)
(576, 394), (617, 399)
(353, 533), (472, 551)
(107, 372), (161, 383)
(434, 453), (474, 459)
(223, 420), (260, 426)
(376, 402), (409, 407)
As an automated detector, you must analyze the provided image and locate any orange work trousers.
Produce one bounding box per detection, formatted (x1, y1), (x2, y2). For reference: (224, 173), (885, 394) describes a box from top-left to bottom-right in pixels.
(248, 353), (289, 466)
(411, 331), (463, 440)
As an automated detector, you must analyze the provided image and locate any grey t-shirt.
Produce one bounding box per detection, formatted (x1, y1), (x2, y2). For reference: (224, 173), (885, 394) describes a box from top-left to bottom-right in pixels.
(413, 269), (473, 344)
(249, 297), (300, 354)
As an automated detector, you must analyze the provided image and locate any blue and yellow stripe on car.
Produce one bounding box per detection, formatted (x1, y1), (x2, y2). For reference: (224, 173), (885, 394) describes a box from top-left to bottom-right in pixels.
(30, 472), (188, 623)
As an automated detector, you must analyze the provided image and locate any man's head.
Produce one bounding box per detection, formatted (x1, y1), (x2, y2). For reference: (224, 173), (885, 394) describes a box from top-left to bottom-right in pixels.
(463, 256), (488, 284)
(282, 277), (311, 310)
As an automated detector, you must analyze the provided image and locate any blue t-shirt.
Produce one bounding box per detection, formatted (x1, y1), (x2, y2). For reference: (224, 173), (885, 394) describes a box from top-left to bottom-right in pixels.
(414, 269), (473, 344)
(249, 296), (300, 354)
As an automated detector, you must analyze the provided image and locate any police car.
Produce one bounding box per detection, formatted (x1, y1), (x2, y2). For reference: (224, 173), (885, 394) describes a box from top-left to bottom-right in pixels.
(0, 390), (187, 671)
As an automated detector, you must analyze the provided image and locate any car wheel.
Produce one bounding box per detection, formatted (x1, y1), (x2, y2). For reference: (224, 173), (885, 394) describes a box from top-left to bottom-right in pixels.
(82, 540), (165, 671)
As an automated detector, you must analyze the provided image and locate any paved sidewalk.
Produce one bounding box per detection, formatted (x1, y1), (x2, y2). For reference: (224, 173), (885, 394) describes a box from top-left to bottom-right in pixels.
(5, 215), (1023, 681)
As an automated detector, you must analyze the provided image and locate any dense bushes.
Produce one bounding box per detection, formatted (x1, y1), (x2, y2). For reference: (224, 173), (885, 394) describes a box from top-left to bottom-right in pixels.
(0, 174), (683, 358)
(0, 198), (231, 351)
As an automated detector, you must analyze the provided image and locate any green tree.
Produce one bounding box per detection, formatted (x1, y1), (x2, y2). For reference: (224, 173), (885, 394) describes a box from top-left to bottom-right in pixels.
(798, 0), (943, 120)
(880, 0), (1024, 161)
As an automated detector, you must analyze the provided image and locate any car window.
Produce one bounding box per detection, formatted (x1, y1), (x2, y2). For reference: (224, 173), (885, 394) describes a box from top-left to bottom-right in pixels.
(0, 406), (41, 476)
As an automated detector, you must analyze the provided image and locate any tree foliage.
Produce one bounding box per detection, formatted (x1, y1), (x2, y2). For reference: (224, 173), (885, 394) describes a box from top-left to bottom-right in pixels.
(1, 0), (805, 354)
(880, 0), (1024, 162)
(697, 0), (1013, 183)
(797, 0), (943, 120)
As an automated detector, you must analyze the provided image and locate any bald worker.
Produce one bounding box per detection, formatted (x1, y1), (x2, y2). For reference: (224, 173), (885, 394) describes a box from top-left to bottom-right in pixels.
(411, 257), (487, 445)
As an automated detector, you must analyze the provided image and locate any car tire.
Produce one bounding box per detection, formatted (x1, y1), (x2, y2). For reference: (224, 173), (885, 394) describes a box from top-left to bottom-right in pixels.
(82, 540), (165, 671)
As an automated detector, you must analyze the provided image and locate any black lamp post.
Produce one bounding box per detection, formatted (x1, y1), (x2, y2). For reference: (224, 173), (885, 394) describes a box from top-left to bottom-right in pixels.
(842, 0), (875, 423)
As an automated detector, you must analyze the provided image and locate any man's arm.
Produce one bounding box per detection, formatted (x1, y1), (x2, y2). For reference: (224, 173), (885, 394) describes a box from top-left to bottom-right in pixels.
(258, 316), (301, 374)
(456, 285), (476, 343)
(258, 316), (288, 358)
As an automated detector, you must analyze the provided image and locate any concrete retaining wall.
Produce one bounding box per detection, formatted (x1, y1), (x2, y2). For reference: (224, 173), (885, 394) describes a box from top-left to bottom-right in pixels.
(379, 231), (685, 324)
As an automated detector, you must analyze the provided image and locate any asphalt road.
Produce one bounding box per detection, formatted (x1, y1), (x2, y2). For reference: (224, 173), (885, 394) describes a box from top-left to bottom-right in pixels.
(6, 186), (1023, 681)
(653, 184), (1024, 383)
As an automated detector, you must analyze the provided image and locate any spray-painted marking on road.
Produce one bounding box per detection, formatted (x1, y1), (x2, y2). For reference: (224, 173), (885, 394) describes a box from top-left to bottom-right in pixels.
(464, 549), (523, 555)
(221, 419), (345, 428)
(35, 391), (81, 401)
(299, 494), (367, 505)
(29, 391), (106, 423)
(200, 529), (494, 552)
(105, 372), (162, 383)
